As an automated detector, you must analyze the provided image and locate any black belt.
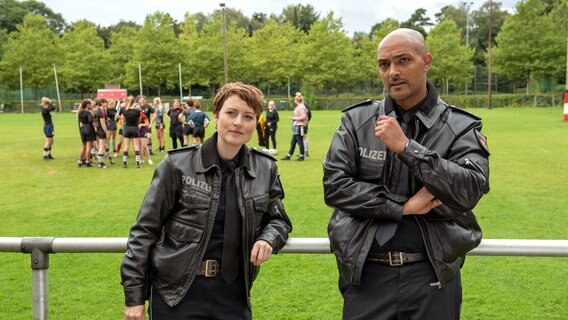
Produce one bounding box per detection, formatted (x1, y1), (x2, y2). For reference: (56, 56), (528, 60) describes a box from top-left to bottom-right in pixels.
(196, 259), (222, 277)
(367, 252), (426, 266)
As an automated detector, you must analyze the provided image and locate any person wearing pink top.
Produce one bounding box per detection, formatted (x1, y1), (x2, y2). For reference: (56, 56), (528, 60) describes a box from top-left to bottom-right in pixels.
(281, 95), (308, 161)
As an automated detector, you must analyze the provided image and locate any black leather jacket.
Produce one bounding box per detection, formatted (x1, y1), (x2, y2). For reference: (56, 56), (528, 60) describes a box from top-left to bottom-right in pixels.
(323, 89), (489, 289)
(121, 134), (292, 308)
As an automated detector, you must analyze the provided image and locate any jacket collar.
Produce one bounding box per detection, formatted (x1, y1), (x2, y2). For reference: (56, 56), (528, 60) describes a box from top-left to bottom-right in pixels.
(198, 132), (257, 178)
(384, 82), (442, 129)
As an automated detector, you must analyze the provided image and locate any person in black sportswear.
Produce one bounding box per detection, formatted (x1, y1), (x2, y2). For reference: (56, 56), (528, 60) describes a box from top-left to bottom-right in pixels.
(77, 99), (96, 167)
(41, 97), (56, 160)
(122, 96), (142, 168)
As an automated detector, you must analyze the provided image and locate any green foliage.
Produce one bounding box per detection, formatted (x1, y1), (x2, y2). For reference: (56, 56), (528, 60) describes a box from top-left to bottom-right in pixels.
(107, 25), (138, 87)
(400, 8), (433, 37)
(124, 12), (180, 95)
(471, 1), (509, 65)
(278, 4), (320, 34)
(247, 20), (304, 88)
(1, 108), (568, 319)
(427, 20), (474, 94)
(0, 14), (61, 91)
(0, 0), (67, 34)
(59, 20), (111, 95)
(190, 16), (227, 87)
(0, 1), (566, 97)
(493, 0), (566, 93)
(0, 29), (7, 60)
(301, 12), (355, 93)
(178, 14), (202, 88)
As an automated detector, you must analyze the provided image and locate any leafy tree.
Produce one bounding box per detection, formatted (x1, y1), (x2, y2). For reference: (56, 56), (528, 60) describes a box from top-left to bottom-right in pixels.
(248, 12), (267, 35)
(124, 12), (181, 96)
(96, 20), (142, 49)
(427, 19), (474, 95)
(219, 7), (250, 31)
(400, 8), (433, 37)
(178, 14), (203, 90)
(279, 4), (320, 33)
(247, 20), (304, 91)
(300, 12), (355, 94)
(222, 19), (252, 84)
(435, 3), (475, 45)
(59, 20), (111, 96)
(369, 18), (400, 39)
(0, 14), (60, 93)
(471, 1), (509, 65)
(0, 29), (8, 61)
(188, 15), (250, 88)
(107, 25), (137, 87)
(493, 0), (564, 93)
(0, 0), (67, 34)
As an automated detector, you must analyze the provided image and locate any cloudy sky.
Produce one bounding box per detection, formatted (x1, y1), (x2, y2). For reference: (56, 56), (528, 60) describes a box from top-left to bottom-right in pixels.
(41, 0), (519, 36)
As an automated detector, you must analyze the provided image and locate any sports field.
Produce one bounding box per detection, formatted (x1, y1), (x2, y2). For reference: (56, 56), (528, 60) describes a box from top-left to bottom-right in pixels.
(1, 107), (567, 319)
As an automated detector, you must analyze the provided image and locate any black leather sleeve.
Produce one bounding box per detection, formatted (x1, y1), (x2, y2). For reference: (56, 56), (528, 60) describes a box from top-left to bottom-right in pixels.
(120, 156), (179, 306)
(323, 112), (403, 222)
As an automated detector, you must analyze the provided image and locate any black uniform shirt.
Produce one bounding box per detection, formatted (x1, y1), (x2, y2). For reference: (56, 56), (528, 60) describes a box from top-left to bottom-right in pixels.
(203, 144), (243, 261)
(373, 84), (439, 254)
(42, 104), (55, 124)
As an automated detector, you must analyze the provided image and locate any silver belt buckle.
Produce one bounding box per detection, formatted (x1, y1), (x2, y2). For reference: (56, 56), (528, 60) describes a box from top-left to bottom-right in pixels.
(204, 259), (219, 277)
(388, 252), (404, 266)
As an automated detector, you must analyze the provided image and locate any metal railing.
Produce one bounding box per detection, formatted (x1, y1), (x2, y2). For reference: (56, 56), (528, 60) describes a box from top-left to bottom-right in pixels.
(1, 237), (568, 319)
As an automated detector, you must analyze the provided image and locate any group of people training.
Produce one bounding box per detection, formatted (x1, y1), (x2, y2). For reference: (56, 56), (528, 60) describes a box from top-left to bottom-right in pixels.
(165, 99), (211, 150)
(75, 95), (158, 168)
(120, 29), (491, 320)
(42, 93), (215, 168)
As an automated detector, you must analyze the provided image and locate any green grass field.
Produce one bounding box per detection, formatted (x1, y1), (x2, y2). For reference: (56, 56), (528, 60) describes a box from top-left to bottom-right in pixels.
(1, 107), (567, 319)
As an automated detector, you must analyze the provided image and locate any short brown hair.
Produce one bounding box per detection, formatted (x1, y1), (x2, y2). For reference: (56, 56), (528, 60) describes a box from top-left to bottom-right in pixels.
(213, 82), (264, 118)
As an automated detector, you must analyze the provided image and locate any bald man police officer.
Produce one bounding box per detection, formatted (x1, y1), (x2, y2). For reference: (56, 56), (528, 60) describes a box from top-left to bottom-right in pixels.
(323, 28), (490, 319)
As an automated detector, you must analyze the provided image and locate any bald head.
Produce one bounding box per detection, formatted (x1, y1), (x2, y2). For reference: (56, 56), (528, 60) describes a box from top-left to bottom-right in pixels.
(378, 28), (428, 55)
(375, 28), (432, 110)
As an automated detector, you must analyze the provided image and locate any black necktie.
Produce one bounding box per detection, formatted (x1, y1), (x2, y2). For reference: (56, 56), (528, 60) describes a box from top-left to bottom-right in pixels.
(222, 161), (240, 284)
(375, 120), (411, 246)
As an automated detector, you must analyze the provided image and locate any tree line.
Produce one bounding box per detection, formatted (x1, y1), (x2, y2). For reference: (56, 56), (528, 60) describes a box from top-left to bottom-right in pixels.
(0, 0), (566, 100)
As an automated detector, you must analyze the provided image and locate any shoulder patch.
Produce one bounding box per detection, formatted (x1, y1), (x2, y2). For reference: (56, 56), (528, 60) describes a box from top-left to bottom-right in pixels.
(342, 99), (375, 113)
(167, 145), (198, 155)
(475, 129), (490, 155)
(250, 148), (276, 161)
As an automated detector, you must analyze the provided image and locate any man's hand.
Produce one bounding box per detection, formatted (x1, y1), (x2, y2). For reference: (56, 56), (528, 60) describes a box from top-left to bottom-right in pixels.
(124, 305), (145, 320)
(250, 240), (273, 266)
(375, 115), (409, 154)
(402, 187), (442, 215)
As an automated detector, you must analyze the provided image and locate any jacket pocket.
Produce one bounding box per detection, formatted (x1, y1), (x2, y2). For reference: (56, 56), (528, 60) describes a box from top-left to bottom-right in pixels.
(249, 193), (269, 232)
(328, 211), (370, 263)
(358, 158), (385, 181)
(151, 220), (204, 283)
(179, 187), (211, 210)
(425, 218), (482, 263)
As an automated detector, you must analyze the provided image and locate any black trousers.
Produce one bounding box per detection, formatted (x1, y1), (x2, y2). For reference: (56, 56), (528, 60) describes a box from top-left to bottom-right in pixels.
(342, 261), (462, 320)
(264, 126), (277, 149)
(149, 273), (251, 320)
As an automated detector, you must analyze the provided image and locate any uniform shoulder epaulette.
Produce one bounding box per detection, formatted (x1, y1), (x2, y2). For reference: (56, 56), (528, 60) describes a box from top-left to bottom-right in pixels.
(250, 148), (276, 161)
(167, 145), (198, 155)
(447, 105), (482, 120)
(342, 99), (376, 113)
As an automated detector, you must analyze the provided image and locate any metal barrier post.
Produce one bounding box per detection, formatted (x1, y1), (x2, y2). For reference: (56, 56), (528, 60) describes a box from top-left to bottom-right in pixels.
(21, 238), (54, 320)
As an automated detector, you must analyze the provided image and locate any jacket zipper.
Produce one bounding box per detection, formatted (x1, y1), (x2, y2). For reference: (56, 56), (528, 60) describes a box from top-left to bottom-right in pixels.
(415, 216), (443, 289)
(411, 120), (443, 289)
